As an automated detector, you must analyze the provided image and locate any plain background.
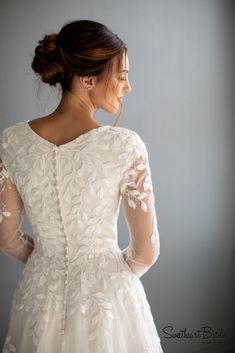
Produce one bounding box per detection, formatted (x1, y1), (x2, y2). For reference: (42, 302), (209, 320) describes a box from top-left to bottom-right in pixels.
(0, 1), (234, 352)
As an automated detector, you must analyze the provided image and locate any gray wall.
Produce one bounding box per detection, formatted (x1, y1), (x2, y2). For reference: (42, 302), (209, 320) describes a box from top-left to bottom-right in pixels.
(0, 1), (234, 352)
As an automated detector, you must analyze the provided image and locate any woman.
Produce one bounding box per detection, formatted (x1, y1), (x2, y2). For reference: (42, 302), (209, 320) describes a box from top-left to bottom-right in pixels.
(0, 19), (163, 353)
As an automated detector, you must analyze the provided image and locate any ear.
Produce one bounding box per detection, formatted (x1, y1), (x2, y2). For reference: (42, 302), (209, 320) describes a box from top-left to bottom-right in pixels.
(79, 75), (97, 89)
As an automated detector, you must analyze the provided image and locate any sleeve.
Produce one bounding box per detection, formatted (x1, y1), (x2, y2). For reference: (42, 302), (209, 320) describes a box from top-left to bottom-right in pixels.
(119, 133), (160, 278)
(0, 157), (34, 263)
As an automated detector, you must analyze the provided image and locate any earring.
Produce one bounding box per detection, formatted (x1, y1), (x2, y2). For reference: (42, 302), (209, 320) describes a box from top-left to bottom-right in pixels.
(87, 86), (92, 90)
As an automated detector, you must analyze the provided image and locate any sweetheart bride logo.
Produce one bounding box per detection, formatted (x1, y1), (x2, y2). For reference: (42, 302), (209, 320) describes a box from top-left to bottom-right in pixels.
(162, 325), (230, 345)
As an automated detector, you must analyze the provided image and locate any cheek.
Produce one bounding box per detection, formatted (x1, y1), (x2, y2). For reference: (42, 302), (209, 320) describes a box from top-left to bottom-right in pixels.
(110, 78), (120, 91)
(103, 79), (121, 100)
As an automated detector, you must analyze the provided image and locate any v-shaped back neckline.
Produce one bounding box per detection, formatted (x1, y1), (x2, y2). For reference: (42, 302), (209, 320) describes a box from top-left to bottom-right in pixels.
(25, 120), (111, 148)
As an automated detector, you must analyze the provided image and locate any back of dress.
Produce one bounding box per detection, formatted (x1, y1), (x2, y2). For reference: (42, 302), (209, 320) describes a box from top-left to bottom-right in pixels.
(0, 120), (163, 353)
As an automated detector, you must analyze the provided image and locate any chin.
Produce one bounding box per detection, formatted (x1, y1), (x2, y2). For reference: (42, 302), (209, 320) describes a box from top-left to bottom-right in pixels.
(104, 106), (119, 113)
(100, 99), (120, 113)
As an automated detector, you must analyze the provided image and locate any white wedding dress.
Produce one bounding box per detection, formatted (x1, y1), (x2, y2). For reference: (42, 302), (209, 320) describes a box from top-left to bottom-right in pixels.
(0, 120), (163, 353)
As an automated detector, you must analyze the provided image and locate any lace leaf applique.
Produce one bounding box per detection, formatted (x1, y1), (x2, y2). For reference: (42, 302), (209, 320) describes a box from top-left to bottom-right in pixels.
(119, 135), (160, 278)
(0, 157), (34, 262)
(2, 335), (17, 353)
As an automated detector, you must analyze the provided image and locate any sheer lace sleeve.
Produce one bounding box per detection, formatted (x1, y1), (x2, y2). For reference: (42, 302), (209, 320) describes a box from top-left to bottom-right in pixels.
(0, 157), (34, 263)
(120, 134), (160, 278)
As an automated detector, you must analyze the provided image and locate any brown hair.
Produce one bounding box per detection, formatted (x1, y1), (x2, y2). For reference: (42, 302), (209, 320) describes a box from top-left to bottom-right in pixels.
(31, 19), (128, 126)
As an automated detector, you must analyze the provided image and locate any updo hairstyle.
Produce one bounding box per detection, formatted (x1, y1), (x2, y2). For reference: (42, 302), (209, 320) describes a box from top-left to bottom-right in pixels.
(31, 20), (127, 93)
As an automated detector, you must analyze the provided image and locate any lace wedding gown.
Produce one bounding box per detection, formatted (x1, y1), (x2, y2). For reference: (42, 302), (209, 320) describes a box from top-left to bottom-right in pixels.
(0, 120), (163, 353)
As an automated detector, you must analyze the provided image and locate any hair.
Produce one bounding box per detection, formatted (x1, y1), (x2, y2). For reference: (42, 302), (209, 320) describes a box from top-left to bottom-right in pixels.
(31, 19), (128, 126)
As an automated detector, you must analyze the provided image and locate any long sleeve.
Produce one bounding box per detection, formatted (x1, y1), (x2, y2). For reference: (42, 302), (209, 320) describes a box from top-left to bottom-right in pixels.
(120, 134), (160, 278)
(0, 157), (34, 263)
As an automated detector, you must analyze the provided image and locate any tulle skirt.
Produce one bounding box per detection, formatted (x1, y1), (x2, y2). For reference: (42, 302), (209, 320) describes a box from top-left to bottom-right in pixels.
(2, 251), (164, 353)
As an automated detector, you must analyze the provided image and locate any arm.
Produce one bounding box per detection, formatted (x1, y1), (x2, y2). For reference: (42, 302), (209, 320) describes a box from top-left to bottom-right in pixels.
(120, 136), (160, 279)
(0, 158), (34, 263)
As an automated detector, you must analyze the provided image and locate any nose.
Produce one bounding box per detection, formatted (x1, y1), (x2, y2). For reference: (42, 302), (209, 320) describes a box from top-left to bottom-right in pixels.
(124, 78), (132, 94)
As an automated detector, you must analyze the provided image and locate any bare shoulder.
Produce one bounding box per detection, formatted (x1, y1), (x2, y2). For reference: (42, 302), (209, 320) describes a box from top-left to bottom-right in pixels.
(27, 116), (51, 131)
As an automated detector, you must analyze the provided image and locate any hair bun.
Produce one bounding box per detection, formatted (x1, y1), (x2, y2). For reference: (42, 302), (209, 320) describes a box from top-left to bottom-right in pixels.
(31, 33), (68, 86)
(38, 33), (58, 53)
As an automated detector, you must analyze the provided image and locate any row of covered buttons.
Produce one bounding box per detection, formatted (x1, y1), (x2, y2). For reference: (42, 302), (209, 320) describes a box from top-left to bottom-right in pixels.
(53, 148), (69, 336)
